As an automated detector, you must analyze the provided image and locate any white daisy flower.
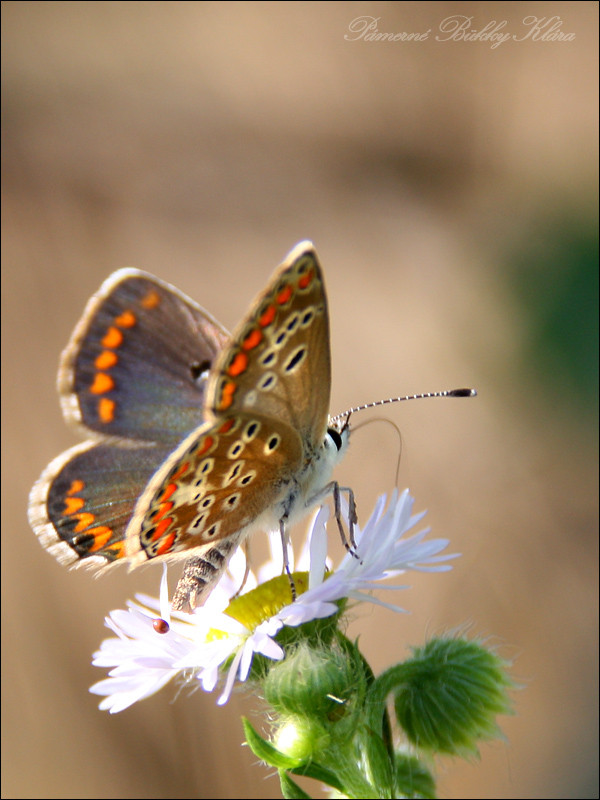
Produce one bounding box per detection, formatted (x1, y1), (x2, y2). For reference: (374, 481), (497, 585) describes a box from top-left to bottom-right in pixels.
(279, 488), (457, 623)
(90, 490), (458, 711)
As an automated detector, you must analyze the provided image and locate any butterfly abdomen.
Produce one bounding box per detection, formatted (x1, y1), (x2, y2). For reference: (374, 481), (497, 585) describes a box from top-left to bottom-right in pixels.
(171, 532), (245, 611)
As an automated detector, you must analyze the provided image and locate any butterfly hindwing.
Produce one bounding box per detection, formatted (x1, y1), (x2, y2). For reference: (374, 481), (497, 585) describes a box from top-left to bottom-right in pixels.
(59, 269), (229, 444)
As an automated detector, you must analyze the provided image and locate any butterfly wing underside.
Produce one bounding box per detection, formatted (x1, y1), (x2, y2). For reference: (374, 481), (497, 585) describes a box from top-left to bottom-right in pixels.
(28, 270), (229, 569)
(207, 241), (331, 450)
(59, 269), (229, 443)
(125, 242), (333, 566)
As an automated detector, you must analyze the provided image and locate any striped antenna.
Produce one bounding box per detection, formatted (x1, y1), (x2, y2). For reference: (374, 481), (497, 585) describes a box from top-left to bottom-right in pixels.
(329, 388), (477, 424)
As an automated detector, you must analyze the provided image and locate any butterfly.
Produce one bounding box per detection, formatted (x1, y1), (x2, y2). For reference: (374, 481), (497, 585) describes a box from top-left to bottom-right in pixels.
(28, 242), (352, 611)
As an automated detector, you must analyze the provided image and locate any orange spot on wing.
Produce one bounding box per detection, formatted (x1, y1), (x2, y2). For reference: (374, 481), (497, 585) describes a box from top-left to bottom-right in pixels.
(98, 397), (116, 423)
(88, 527), (114, 552)
(101, 326), (123, 349)
(141, 290), (160, 309)
(68, 479), (85, 495)
(95, 350), (118, 370)
(160, 483), (177, 503)
(155, 501), (174, 521)
(298, 268), (314, 290)
(218, 381), (236, 410)
(242, 329), (262, 350)
(227, 351), (248, 377)
(259, 305), (276, 328)
(156, 531), (177, 556)
(63, 496), (85, 515)
(73, 512), (95, 532)
(219, 418), (235, 434)
(114, 310), (136, 328)
(151, 517), (173, 541)
(107, 541), (125, 558)
(89, 372), (115, 395)
(171, 462), (189, 480)
(198, 436), (214, 455)
(63, 497), (85, 514)
(276, 284), (292, 304)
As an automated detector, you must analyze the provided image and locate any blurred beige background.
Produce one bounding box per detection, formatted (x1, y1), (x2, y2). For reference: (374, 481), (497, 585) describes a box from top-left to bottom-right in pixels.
(2, 2), (597, 798)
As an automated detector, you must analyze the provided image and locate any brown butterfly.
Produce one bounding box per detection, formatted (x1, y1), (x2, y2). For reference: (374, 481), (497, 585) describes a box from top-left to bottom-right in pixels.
(29, 242), (351, 611)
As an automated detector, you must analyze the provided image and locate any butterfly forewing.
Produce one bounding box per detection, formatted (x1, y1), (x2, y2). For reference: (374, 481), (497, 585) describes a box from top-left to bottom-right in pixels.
(125, 243), (332, 567)
(59, 269), (229, 444)
(207, 243), (331, 453)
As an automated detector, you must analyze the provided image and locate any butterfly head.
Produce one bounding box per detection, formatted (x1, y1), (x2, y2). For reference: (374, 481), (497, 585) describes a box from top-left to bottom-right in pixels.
(326, 411), (351, 454)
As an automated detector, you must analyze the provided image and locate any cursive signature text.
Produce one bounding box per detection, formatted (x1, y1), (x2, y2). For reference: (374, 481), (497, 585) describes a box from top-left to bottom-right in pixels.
(345, 15), (576, 48)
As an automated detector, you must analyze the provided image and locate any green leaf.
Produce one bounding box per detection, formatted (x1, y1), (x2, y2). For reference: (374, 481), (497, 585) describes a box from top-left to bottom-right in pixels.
(290, 761), (345, 794)
(244, 721), (345, 794)
(362, 728), (393, 791)
(394, 753), (436, 799)
(279, 770), (313, 799)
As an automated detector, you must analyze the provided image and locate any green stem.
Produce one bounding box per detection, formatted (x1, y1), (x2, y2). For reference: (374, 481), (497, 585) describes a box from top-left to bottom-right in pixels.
(335, 630), (395, 758)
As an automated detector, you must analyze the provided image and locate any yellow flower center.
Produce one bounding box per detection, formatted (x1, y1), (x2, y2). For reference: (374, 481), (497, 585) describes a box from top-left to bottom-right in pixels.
(224, 571), (310, 631)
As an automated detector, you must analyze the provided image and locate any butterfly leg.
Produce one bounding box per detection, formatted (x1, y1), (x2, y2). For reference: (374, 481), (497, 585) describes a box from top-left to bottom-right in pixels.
(171, 531), (245, 612)
(306, 481), (360, 558)
(279, 519), (297, 601)
(230, 540), (252, 600)
(332, 482), (359, 555)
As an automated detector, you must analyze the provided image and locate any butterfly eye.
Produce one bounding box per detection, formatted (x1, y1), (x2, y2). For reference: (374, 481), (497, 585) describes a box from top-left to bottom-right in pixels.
(327, 427), (343, 451)
(190, 360), (212, 381)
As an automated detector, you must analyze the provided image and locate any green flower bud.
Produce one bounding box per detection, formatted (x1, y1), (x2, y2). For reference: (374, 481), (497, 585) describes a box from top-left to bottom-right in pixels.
(273, 716), (331, 761)
(394, 636), (514, 757)
(264, 643), (355, 720)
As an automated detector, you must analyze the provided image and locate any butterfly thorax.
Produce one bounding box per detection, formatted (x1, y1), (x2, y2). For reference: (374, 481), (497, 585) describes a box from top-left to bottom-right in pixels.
(168, 421), (348, 611)
(271, 423), (349, 530)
